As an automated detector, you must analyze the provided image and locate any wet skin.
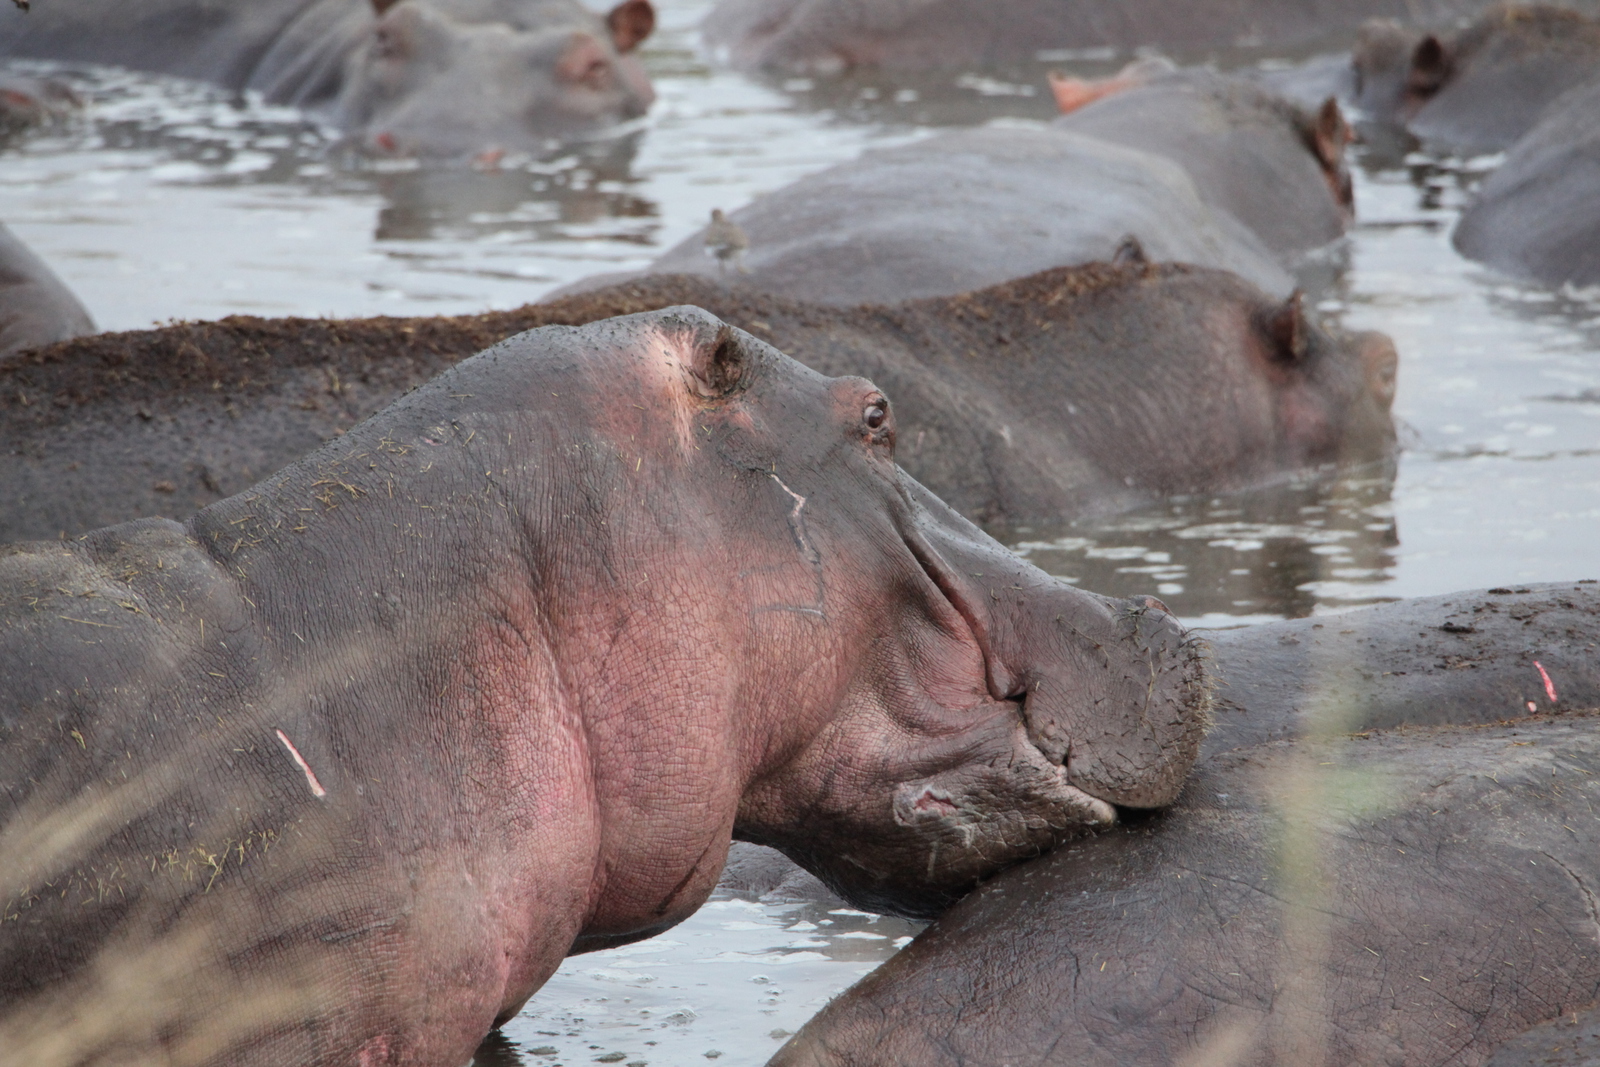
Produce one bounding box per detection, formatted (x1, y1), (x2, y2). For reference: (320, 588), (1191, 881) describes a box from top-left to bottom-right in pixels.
(0, 0), (656, 158)
(770, 581), (1600, 1067)
(0, 220), (93, 359)
(0, 307), (1206, 1065)
(0, 268), (1397, 539)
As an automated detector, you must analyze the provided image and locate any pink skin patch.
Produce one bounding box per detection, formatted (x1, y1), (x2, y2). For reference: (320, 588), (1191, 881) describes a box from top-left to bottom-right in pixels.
(912, 788), (959, 816)
(1528, 701), (1538, 714)
(1534, 660), (1559, 704)
(275, 729), (328, 798)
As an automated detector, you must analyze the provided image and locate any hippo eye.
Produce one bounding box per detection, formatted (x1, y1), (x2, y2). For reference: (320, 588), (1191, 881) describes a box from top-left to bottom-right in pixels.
(864, 399), (888, 429)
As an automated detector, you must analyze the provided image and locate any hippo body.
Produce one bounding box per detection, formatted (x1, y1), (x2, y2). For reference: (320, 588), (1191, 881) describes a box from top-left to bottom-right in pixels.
(1053, 71), (1353, 264)
(0, 306), (1208, 1065)
(1453, 80), (1600, 289)
(0, 0), (656, 157)
(0, 270), (1396, 539)
(1354, 5), (1600, 154)
(703, 0), (1530, 73)
(642, 125), (1296, 301)
(772, 581), (1600, 1067)
(0, 221), (94, 359)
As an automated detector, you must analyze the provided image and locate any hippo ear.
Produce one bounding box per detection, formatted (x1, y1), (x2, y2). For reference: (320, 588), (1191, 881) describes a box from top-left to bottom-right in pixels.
(684, 322), (750, 398)
(606, 0), (654, 54)
(1263, 290), (1309, 364)
(1310, 97), (1351, 169)
(1406, 35), (1452, 100)
(370, 0), (403, 15)
(1111, 234), (1148, 268)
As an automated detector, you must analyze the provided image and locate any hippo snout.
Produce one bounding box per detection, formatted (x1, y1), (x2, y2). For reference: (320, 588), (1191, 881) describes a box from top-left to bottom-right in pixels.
(1019, 593), (1208, 811)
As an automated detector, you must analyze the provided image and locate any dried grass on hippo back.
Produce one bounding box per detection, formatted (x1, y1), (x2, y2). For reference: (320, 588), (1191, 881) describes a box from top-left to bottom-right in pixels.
(0, 307), (1208, 1066)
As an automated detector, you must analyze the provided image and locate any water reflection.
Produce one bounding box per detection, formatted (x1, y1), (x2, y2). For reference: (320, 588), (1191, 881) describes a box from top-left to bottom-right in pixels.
(997, 467), (1400, 624)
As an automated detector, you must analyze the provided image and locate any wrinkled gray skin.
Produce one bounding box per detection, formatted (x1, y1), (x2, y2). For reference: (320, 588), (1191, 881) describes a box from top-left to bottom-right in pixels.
(1054, 71), (1354, 265)
(0, 306), (1207, 1066)
(0, 221), (93, 358)
(0, 0), (655, 158)
(636, 126), (1296, 303)
(770, 581), (1600, 1067)
(1352, 5), (1600, 154)
(1454, 79), (1600, 289)
(703, 0), (1534, 72)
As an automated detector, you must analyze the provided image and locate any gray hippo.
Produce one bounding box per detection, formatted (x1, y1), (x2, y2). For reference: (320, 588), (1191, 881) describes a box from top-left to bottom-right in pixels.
(0, 268), (1397, 540)
(0, 0), (656, 157)
(770, 581), (1600, 1067)
(1454, 79), (1600, 289)
(0, 306), (1208, 1065)
(0, 220), (93, 358)
(0, 65), (78, 137)
(1352, 4), (1600, 154)
(1051, 69), (1354, 266)
(701, 0), (1525, 73)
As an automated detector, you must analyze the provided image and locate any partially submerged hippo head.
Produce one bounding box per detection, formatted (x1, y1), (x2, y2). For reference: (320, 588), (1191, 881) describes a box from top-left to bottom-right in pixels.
(566, 308), (1211, 916)
(334, 0), (655, 158)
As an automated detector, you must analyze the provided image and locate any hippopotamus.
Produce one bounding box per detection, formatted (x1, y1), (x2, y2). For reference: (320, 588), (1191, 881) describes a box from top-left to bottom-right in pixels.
(0, 65), (78, 137)
(1453, 79), (1600, 289)
(1352, 4), (1600, 154)
(0, 0), (656, 157)
(0, 268), (1396, 541)
(0, 221), (94, 359)
(770, 581), (1600, 1067)
(0, 306), (1208, 1065)
(701, 0), (1516, 73)
(1051, 69), (1354, 264)
(632, 125), (1300, 301)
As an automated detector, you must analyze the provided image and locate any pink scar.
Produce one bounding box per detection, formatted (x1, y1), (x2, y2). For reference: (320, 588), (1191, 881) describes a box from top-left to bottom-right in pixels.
(275, 728), (328, 798)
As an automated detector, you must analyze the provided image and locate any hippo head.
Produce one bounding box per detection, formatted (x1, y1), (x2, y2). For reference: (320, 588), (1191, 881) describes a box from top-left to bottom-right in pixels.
(1352, 18), (1423, 120)
(567, 308), (1210, 918)
(335, 0), (655, 159)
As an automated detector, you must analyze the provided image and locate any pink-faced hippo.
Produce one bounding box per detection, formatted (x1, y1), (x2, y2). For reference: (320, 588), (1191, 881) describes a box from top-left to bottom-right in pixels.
(0, 0), (656, 158)
(1454, 78), (1600, 289)
(1051, 68), (1355, 264)
(0, 220), (93, 359)
(0, 306), (1209, 1065)
(0, 269), (1397, 541)
(1352, 4), (1600, 154)
(770, 581), (1600, 1067)
(702, 0), (1521, 73)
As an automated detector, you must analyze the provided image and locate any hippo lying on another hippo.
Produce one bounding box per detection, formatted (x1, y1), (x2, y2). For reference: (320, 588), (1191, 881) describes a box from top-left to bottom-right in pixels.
(1352, 4), (1600, 154)
(0, 269), (1397, 539)
(0, 307), (1208, 1064)
(0, 0), (656, 157)
(771, 581), (1600, 1067)
(0, 220), (93, 358)
(1454, 79), (1600, 289)
(702, 0), (1514, 73)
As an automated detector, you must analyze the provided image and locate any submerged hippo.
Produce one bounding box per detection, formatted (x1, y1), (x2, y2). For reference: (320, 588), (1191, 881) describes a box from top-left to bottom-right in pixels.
(0, 0), (656, 157)
(772, 581), (1600, 1067)
(0, 220), (93, 358)
(703, 0), (1510, 72)
(1353, 4), (1600, 154)
(634, 125), (1297, 301)
(0, 268), (1397, 540)
(0, 306), (1208, 1065)
(1052, 69), (1354, 264)
(1454, 79), (1600, 289)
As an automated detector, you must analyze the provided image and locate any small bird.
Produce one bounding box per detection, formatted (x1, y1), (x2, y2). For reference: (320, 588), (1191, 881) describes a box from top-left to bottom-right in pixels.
(704, 208), (749, 276)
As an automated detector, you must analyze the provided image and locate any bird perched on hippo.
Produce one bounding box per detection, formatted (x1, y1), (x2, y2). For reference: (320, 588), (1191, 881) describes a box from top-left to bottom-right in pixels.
(0, 0), (658, 158)
(0, 306), (1210, 1065)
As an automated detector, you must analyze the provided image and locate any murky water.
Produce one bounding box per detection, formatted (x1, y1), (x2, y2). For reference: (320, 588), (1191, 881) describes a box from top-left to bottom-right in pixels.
(5, 2), (1600, 1063)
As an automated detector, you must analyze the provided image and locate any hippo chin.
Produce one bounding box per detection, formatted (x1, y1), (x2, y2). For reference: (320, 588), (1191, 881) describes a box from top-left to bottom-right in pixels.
(0, 0), (657, 158)
(0, 307), (1206, 1064)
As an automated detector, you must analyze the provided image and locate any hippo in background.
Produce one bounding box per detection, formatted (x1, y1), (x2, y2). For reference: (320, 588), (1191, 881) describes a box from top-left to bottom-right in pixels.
(0, 267), (1397, 540)
(701, 0), (1539, 73)
(0, 306), (1208, 1064)
(0, 65), (78, 137)
(0, 0), (656, 158)
(1454, 79), (1600, 290)
(0, 221), (93, 358)
(771, 581), (1600, 1067)
(1351, 4), (1600, 154)
(1051, 67), (1355, 266)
